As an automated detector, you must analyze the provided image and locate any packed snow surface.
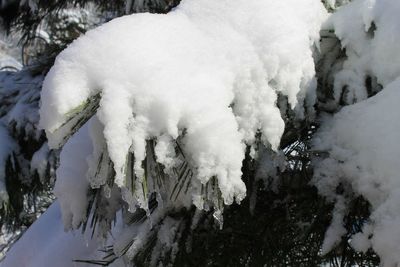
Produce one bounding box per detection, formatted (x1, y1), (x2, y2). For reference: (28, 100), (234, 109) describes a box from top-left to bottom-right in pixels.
(40, 0), (327, 208)
(1, 202), (124, 267)
(54, 123), (92, 229)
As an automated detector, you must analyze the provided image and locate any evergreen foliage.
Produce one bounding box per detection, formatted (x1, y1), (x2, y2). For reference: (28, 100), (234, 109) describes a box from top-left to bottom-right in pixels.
(0, 0), (385, 266)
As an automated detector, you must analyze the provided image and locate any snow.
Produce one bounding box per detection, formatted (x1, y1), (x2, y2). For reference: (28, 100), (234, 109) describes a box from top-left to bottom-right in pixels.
(325, 0), (400, 105)
(40, 0), (327, 211)
(313, 1), (400, 265)
(54, 122), (92, 230)
(313, 79), (400, 266)
(320, 197), (347, 254)
(0, 71), (43, 141)
(30, 143), (50, 182)
(0, 32), (55, 258)
(8, 0), (400, 265)
(0, 60), (39, 205)
(2, 202), (93, 267)
(0, 70), (47, 200)
(1, 201), (125, 267)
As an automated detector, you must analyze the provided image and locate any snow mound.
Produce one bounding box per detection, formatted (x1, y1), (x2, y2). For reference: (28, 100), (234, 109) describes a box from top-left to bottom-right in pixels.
(40, 0), (326, 213)
(313, 79), (400, 266)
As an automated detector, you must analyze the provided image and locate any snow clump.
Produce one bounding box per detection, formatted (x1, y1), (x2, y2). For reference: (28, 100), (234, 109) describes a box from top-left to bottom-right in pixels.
(40, 0), (327, 218)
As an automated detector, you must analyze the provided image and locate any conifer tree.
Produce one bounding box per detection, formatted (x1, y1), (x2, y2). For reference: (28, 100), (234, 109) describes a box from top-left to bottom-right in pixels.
(1, 1), (396, 266)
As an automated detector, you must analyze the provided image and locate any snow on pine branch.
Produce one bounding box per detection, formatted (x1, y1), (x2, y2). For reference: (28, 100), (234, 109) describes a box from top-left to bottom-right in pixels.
(40, 0), (327, 226)
(314, 80), (400, 266)
(322, 0), (400, 107)
(0, 70), (51, 205)
(313, 0), (400, 265)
